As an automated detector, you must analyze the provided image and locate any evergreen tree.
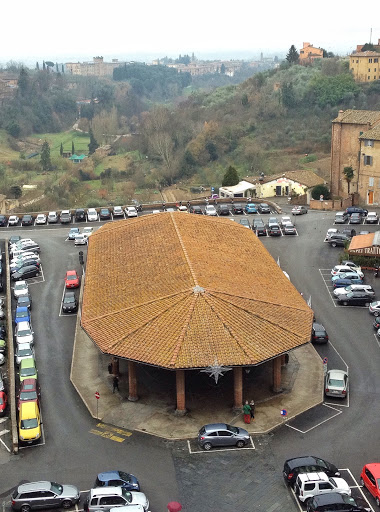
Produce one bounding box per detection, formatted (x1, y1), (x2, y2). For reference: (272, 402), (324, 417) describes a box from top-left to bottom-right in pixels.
(18, 67), (29, 97)
(88, 128), (99, 155)
(36, 62), (39, 70)
(220, 63), (226, 74)
(361, 43), (375, 52)
(222, 166), (239, 187)
(72, 141), (75, 155)
(43, 60), (46, 70)
(9, 185), (22, 199)
(286, 45), (299, 65)
(40, 140), (52, 171)
(56, 62), (59, 72)
(281, 82), (296, 108)
(60, 142), (63, 156)
(61, 64), (64, 73)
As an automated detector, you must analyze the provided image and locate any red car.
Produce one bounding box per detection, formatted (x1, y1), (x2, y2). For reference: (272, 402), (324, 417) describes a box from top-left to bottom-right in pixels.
(65, 270), (80, 288)
(360, 463), (380, 506)
(17, 378), (40, 410)
(0, 391), (7, 415)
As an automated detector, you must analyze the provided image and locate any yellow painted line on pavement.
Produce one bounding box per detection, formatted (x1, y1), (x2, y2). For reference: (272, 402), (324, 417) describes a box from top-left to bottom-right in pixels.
(89, 429), (125, 442)
(96, 423), (132, 437)
(89, 422), (132, 442)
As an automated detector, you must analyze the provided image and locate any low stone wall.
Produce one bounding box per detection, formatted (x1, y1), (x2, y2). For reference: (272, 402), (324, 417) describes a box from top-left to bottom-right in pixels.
(310, 196), (353, 211)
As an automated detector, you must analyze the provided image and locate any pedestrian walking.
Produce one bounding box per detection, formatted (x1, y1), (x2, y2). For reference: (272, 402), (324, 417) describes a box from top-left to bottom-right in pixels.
(112, 376), (119, 393)
(249, 399), (255, 420)
(243, 400), (251, 424)
(108, 362), (112, 374)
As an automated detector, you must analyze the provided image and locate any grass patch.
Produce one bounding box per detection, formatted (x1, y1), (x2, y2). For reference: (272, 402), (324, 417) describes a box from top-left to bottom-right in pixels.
(30, 130), (90, 158)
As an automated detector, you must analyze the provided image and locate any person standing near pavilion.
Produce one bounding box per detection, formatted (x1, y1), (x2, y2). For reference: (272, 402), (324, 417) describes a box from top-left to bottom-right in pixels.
(243, 400), (251, 424)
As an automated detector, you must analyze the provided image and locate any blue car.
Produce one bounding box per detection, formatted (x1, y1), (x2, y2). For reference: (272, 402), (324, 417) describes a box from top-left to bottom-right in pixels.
(95, 470), (140, 491)
(331, 272), (363, 283)
(14, 306), (31, 324)
(245, 203), (257, 214)
(333, 278), (363, 289)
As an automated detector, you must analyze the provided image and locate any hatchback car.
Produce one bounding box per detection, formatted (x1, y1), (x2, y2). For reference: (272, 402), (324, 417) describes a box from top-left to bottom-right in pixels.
(284, 223), (297, 235)
(253, 219), (267, 236)
(366, 212), (378, 224)
(62, 292), (78, 313)
(12, 266), (40, 281)
(60, 210), (72, 223)
(268, 224), (282, 236)
(295, 472), (350, 503)
(20, 214), (34, 225)
(334, 285), (374, 298)
(239, 218), (251, 228)
(283, 456), (340, 487)
(311, 323), (328, 344)
(47, 211), (58, 223)
(346, 206), (368, 217)
(18, 402), (41, 445)
(99, 208), (111, 220)
(335, 211), (349, 224)
(349, 212), (362, 224)
(331, 265), (364, 279)
(328, 234), (351, 247)
(8, 215), (19, 226)
(13, 281), (29, 299)
(331, 272), (363, 283)
(336, 291), (372, 306)
(15, 321), (34, 346)
(198, 423), (250, 450)
(17, 378), (40, 410)
(87, 208), (98, 221)
(369, 301), (380, 316)
(95, 471), (140, 492)
(74, 209), (86, 222)
(333, 278), (363, 289)
(360, 463), (380, 506)
(11, 260), (40, 275)
(19, 357), (37, 382)
(35, 214), (46, 225)
(17, 295), (32, 311)
(245, 203), (257, 214)
(307, 493), (370, 512)
(65, 270), (80, 288)
(11, 481), (80, 510)
(205, 205), (217, 216)
(15, 342), (35, 366)
(68, 227), (80, 240)
(83, 227), (94, 238)
(292, 205), (308, 215)
(217, 204), (230, 216)
(113, 206), (124, 217)
(74, 234), (87, 246)
(189, 205), (203, 214)
(15, 307), (31, 325)
(325, 369), (348, 398)
(280, 216), (292, 227)
(232, 203), (244, 214)
(257, 203), (271, 214)
(125, 206), (138, 218)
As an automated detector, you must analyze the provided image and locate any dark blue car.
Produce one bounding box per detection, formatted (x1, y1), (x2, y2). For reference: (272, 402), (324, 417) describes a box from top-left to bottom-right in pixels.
(14, 306), (31, 324)
(333, 278), (363, 289)
(95, 470), (140, 491)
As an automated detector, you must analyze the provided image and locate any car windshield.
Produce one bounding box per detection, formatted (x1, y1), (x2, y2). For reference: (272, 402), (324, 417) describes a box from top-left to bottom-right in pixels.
(346, 292), (355, 298)
(122, 490), (133, 502)
(50, 482), (63, 495)
(16, 311), (28, 319)
(226, 424), (239, 434)
(18, 329), (32, 337)
(15, 283), (26, 291)
(21, 418), (38, 429)
(315, 331), (325, 336)
(119, 471), (132, 482)
(18, 349), (32, 357)
(20, 390), (37, 400)
(328, 379), (344, 387)
(66, 275), (76, 280)
(21, 367), (36, 376)
(64, 296), (75, 304)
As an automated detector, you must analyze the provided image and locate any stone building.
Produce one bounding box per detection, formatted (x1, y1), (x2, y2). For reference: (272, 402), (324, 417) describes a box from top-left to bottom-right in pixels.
(299, 42), (324, 62)
(350, 51), (380, 83)
(65, 57), (124, 76)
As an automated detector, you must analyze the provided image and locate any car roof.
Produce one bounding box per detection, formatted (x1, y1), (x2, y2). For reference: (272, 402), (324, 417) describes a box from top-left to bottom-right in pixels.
(363, 463), (380, 476)
(17, 482), (51, 493)
(312, 323), (325, 330)
(16, 307), (28, 312)
(90, 487), (123, 497)
(203, 423), (228, 430)
(17, 321), (31, 329)
(97, 471), (121, 481)
(327, 369), (347, 378)
(312, 492), (349, 505)
(298, 472), (328, 482)
(285, 456), (319, 469)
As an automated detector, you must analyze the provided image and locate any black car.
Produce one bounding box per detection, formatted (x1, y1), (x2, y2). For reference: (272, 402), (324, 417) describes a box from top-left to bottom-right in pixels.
(62, 291), (78, 313)
(328, 234), (351, 247)
(21, 215), (34, 226)
(217, 204), (230, 216)
(11, 260), (40, 274)
(283, 456), (340, 486)
(17, 295), (32, 310)
(341, 228), (356, 237)
(311, 323), (328, 344)
(12, 265), (40, 281)
(74, 209), (86, 222)
(268, 224), (282, 236)
(99, 208), (111, 220)
(232, 203), (244, 214)
(257, 203), (271, 214)
(0, 215), (7, 227)
(337, 291), (372, 306)
(307, 493), (369, 512)
(189, 205), (203, 214)
(253, 219), (267, 236)
(345, 206), (368, 217)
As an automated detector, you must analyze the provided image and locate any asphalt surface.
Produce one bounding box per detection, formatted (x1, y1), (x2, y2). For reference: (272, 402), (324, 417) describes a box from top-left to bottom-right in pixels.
(1, 206), (380, 512)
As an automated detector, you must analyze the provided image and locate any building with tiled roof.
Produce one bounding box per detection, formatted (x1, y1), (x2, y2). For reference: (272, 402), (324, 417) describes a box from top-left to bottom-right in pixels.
(81, 212), (313, 412)
(299, 42), (324, 62)
(350, 51), (380, 83)
(330, 109), (380, 201)
(348, 232), (380, 257)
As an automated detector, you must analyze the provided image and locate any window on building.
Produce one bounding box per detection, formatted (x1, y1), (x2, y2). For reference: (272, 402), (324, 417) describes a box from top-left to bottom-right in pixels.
(365, 140), (374, 147)
(364, 155), (373, 166)
(368, 76), (371, 80)
(351, 67), (354, 71)
(375, 58), (379, 63)
(368, 69), (371, 72)
(356, 60), (359, 63)
(369, 177), (374, 186)
(369, 59), (373, 63)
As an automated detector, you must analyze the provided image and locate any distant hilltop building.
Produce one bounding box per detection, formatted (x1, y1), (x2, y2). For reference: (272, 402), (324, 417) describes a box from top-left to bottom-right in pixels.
(299, 42), (324, 62)
(350, 39), (380, 83)
(164, 60), (263, 77)
(65, 56), (125, 76)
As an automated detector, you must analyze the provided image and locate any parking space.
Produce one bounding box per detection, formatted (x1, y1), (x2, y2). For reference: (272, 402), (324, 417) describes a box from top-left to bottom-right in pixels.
(187, 437), (255, 454)
(319, 269), (374, 309)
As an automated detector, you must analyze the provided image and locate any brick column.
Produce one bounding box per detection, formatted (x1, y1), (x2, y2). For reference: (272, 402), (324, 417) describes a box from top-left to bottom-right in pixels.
(273, 356), (282, 393)
(128, 361), (138, 402)
(175, 370), (186, 415)
(233, 367), (243, 410)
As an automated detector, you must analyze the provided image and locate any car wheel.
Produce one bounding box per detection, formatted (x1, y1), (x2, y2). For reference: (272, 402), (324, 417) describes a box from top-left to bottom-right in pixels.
(203, 442), (212, 451)
(365, 302), (370, 307)
(236, 440), (245, 448)
(343, 301), (348, 306)
(62, 501), (73, 509)
(360, 477), (365, 487)
(331, 242), (337, 247)
(376, 497), (380, 507)
(21, 506), (31, 512)
(375, 312), (380, 317)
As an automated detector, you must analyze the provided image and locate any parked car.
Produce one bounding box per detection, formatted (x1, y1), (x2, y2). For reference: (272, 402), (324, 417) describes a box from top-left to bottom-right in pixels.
(15, 307), (31, 325)
(99, 208), (111, 220)
(253, 219), (267, 236)
(47, 211), (58, 223)
(68, 227), (80, 240)
(18, 402), (41, 444)
(283, 456), (340, 487)
(306, 493), (370, 512)
(311, 323), (329, 344)
(19, 357), (38, 382)
(366, 212), (378, 224)
(369, 301), (380, 316)
(13, 281), (29, 299)
(95, 471), (140, 492)
(74, 209), (86, 222)
(292, 206), (308, 215)
(125, 206), (138, 218)
(0, 371), (4, 391)
(11, 260), (40, 275)
(268, 224), (282, 236)
(205, 205), (217, 216)
(87, 208), (98, 221)
(326, 228), (339, 240)
(189, 205), (203, 214)
(60, 210), (72, 224)
(281, 216), (292, 227)
(0, 215), (7, 227)
(332, 272), (363, 282)
(360, 463), (380, 506)
(257, 203), (271, 214)
(83, 227), (94, 238)
(17, 378), (40, 410)
(0, 391), (7, 415)
(284, 223), (297, 235)
(335, 211), (349, 224)
(268, 216), (280, 227)
(12, 266), (40, 281)
(65, 270), (80, 288)
(198, 423), (250, 450)
(62, 292), (78, 313)
(217, 204), (230, 216)
(15, 342), (35, 366)
(349, 212), (362, 224)
(331, 265), (364, 279)
(345, 206), (368, 217)
(84, 487), (148, 512)
(74, 234), (87, 246)
(239, 218), (250, 229)
(11, 481), (80, 509)
(10, 256), (40, 271)
(8, 215), (19, 226)
(337, 291), (372, 306)
(295, 472), (350, 503)
(231, 203), (244, 214)
(15, 321), (34, 346)
(245, 203), (257, 214)
(333, 278), (363, 289)
(17, 295), (32, 311)
(21, 215), (34, 226)
(35, 214), (46, 225)
(341, 260), (362, 272)
(325, 369), (348, 398)
(113, 206), (124, 217)
(328, 234), (351, 247)
(334, 285), (374, 298)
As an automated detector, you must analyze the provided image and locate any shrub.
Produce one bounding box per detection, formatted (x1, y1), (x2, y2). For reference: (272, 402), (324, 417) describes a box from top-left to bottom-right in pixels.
(311, 184), (330, 200)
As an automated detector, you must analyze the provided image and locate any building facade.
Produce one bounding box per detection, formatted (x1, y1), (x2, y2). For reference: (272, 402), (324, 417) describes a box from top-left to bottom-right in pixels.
(299, 42), (324, 62)
(65, 57), (124, 76)
(350, 51), (380, 82)
(357, 126), (380, 205)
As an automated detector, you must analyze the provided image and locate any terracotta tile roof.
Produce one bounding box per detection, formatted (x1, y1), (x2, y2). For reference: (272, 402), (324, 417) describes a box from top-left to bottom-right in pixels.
(246, 170), (324, 188)
(332, 109), (380, 125)
(351, 51), (380, 57)
(348, 233), (375, 251)
(360, 126), (380, 141)
(81, 213), (313, 369)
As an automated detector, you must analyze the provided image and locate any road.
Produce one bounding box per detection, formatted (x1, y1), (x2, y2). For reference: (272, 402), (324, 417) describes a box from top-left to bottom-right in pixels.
(1, 206), (380, 512)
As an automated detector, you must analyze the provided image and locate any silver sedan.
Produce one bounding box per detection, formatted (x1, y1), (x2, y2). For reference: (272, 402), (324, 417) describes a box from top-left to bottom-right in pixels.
(325, 369), (348, 398)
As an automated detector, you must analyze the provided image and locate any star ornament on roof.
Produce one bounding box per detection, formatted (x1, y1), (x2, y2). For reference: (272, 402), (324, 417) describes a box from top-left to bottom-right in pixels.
(200, 359), (232, 384)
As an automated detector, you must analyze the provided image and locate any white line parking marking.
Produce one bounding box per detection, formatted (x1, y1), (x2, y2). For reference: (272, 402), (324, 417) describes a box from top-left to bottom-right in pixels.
(340, 468), (375, 512)
(187, 437), (256, 454)
(285, 404), (343, 434)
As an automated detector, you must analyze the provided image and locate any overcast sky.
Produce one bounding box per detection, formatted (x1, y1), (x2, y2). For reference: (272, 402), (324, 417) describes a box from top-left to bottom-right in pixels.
(1, 0), (379, 65)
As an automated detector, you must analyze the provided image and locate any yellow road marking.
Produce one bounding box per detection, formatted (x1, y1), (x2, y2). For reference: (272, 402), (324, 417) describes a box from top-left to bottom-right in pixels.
(89, 429), (125, 442)
(96, 423), (132, 437)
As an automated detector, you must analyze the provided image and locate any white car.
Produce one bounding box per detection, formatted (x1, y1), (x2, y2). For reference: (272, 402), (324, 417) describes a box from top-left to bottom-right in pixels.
(125, 206), (138, 217)
(280, 216), (292, 227)
(83, 227), (94, 238)
(205, 205), (217, 216)
(295, 472), (350, 502)
(177, 205), (188, 212)
(10, 254), (40, 269)
(47, 211), (58, 223)
(13, 281), (29, 299)
(35, 214), (47, 225)
(333, 284), (375, 297)
(15, 321), (34, 346)
(8, 215), (19, 226)
(15, 342), (35, 365)
(331, 265), (364, 279)
(369, 301), (380, 316)
(74, 234), (87, 246)
(366, 211), (378, 224)
(87, 208), (98, 221)
(326, 228), (338, 240)
(113, 206), (124, 217)
(325, 369), (348, 398)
